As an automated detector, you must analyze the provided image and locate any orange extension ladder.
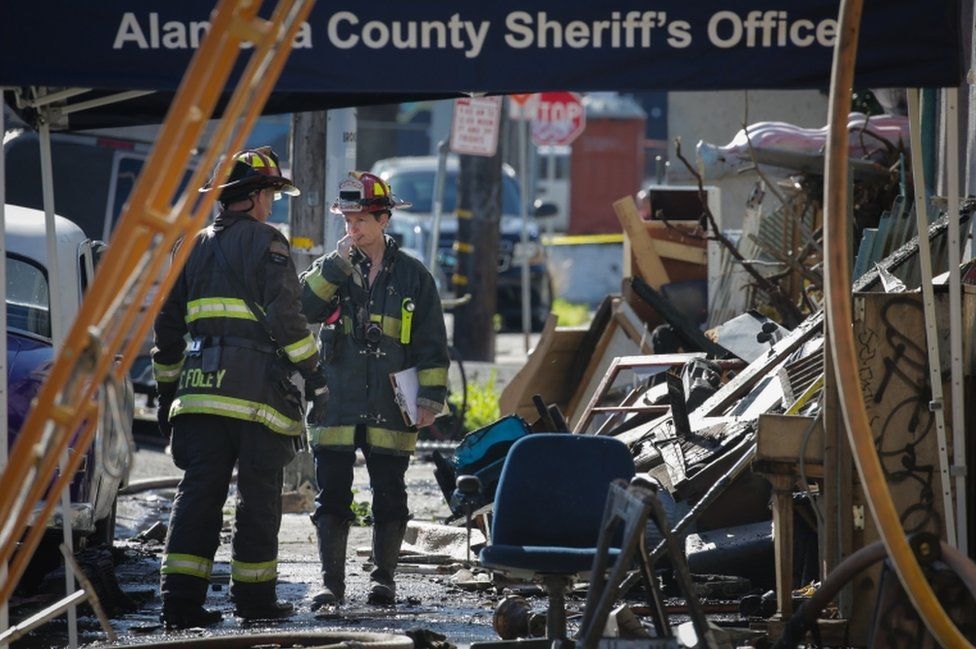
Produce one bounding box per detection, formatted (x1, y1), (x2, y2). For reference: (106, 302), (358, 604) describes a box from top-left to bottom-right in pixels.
(0, 0), (315, 607)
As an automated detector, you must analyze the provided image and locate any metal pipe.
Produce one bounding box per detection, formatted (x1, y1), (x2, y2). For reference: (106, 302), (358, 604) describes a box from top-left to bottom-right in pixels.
(823, 0), (973, 644)
(60, 90), (155, 116)
(21, 88), (91, 108)
(39, 114), (78, 648)
(0, 85), (8, 649)
(519, 113), (531, 353)
(907, 88), (956, 545)
(0, 590), (87, 646)
(943, 87), (967, 554)
(649, 443), (754, 564)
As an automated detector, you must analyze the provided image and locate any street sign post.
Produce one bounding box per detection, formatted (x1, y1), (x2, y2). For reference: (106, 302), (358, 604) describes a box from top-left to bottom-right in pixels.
(530, 91), (586, 146)
(449, 96), (503, 157)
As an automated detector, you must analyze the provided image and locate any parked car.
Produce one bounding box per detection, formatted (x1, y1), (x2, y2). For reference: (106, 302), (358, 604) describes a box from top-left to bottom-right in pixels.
(371, 155), (556, 331)
(5, 204), (134, 551)
(4, 129), (197, 433)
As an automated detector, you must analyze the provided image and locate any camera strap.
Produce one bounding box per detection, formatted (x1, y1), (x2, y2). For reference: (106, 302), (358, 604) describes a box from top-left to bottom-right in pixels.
(351, 248), (394, 345)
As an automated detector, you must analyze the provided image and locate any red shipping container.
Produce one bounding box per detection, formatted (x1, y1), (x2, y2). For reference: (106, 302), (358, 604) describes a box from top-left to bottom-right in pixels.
(568, 115), (645, 234)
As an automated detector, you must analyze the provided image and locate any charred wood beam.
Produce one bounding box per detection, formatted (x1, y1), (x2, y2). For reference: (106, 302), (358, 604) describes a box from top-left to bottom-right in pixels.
(629, 277), (731, 359)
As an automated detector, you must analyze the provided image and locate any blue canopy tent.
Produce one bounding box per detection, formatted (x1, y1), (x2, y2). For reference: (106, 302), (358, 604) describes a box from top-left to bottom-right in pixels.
(0, 0), (963, 129)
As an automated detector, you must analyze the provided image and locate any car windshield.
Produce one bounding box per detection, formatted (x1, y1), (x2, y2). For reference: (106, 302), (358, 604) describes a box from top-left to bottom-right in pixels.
(6, 256), (50, 338)
(387, 170), (522, 215)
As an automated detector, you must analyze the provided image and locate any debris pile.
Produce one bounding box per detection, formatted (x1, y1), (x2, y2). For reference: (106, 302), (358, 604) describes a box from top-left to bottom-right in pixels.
(453, 114), (976, 645)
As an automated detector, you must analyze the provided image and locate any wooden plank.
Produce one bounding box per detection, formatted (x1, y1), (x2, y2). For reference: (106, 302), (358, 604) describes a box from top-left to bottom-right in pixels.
(756, 413), (824, 465)
(565, 310), (621, 426)
(499, 314), (588, 420)
(614, 195), (670, 289)
(845, 292), (954, 643)
(769, 474), (795, 618)
(590, 405), (671, 414)
(651, 238), (708, 265)
(855, 292), (951, 540)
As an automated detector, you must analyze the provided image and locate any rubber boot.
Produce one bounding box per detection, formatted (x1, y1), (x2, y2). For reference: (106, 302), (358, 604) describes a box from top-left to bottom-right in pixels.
(311, 514), (350, 610)
(234, 599), (294, 621)
(367, 520), (406, 606)
(161, 597), (221, 630)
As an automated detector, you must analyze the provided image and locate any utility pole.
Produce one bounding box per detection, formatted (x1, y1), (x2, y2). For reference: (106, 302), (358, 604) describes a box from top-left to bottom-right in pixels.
(453, 126), (505, 361)
(290, 109), (357, 268)
(290, 110), (327, 272)
(286, 108), (356, 491)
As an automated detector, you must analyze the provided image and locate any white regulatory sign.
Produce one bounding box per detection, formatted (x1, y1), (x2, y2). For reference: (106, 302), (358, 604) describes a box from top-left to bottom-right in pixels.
(449, 96), (503, 157)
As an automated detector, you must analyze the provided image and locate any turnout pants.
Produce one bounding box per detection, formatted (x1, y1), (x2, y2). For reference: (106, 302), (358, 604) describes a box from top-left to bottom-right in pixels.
(160, 414), (296, 608)
(312, 425), (410, 525)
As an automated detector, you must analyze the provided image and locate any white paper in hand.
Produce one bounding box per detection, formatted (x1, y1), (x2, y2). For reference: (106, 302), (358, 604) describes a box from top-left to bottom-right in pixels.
(390, 367), (419, 427)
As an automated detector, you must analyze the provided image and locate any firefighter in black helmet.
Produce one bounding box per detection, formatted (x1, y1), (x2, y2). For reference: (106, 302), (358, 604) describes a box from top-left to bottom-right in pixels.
(153, 146), (327, 629)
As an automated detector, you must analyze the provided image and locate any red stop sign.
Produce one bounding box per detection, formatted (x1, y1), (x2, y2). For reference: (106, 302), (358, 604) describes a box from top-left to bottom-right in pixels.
(530, 91), (586, 146)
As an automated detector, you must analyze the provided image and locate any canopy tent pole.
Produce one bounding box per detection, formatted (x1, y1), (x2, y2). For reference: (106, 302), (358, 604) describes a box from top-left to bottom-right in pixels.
(24, 88), (91, 109)
(59, 91), (154, 116)
(38, 113), (77, 649)
(1, 92), (9, 649)
(823, 0), (974, 643)
(943, 87), (967, 554)
(519, 106), (531, 353)
(906, 88), (956, 546)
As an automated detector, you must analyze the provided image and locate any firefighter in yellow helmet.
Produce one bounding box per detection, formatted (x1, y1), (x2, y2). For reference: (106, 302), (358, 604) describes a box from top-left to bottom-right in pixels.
(299, 171), (449, 608)
(153, 147), (327, 628)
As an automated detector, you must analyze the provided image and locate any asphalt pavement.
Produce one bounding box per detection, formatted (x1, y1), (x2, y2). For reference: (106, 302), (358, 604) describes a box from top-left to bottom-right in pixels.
(93, 333), (540, 647)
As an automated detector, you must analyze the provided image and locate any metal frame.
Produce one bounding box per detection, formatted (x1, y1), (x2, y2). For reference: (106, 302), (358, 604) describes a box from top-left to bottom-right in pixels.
(572, 353), (703, 434)
(906, 88), (956, 546)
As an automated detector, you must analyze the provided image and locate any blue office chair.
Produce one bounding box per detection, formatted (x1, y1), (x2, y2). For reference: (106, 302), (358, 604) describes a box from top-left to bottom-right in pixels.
(478, 433), (636, 641)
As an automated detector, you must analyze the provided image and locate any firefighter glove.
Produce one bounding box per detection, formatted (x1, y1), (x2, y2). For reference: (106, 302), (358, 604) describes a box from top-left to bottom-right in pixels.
(304, 367), (330, 427)
(156, 387), (176, 440)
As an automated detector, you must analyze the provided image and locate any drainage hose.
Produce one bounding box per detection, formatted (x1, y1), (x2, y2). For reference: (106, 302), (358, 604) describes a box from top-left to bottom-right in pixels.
(772, 539), (976, 648)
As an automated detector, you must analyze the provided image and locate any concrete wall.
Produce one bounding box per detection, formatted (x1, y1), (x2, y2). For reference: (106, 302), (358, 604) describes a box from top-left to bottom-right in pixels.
(666, 90), (828, 231)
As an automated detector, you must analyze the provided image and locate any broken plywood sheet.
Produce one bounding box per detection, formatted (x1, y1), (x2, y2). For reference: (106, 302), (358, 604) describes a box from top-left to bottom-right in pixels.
(853, 292), (951, 541)
(499, 313), (588, 421)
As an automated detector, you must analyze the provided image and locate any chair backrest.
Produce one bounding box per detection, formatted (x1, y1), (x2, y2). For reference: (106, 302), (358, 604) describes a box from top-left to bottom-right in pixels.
(490, 433), (636, 548)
